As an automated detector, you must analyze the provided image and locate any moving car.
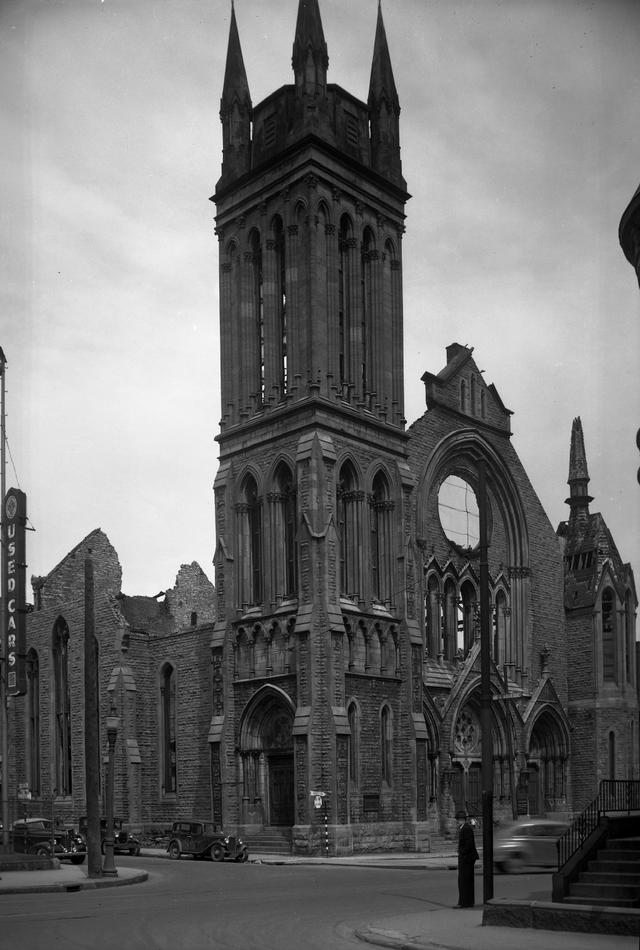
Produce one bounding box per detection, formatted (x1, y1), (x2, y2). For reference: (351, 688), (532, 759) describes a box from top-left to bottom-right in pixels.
(167, 820), (248, 862)
(493, 818), (569, 872)
(12, 817), (87, 864)
(79, 817), (141, 856)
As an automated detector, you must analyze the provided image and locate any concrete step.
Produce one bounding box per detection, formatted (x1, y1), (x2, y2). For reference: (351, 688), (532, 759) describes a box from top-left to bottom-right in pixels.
(564, 894), (639, 909)
(581, 870), (640, 885)
(598, 842), (640, 865)
(245, 830), (292, 855)
(604, 836), (640, 850)
(569, 881), (640, 905)
(589, 858), (640, 874)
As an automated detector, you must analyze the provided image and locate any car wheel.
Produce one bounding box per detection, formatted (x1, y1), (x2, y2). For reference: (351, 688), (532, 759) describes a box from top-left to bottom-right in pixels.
(168, 840), (182, 860)
(504, 854), (524, 873)
(34, 845), (49, 857)
(235, 851), (248, 863)
(494, 861), (507, 874)
(130, 846), (140, 856)
(70, 855), (85, 865)
(211, 843), (224, 862)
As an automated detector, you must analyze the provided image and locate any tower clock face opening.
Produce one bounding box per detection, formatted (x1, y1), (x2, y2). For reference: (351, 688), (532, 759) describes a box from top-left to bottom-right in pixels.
(437, 474), (480, 551)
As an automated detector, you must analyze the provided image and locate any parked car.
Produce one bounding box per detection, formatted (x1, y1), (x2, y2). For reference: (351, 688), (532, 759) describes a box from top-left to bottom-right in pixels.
(11, 817), (87, 864)
(167, 820), (248, 862)
(493, 818), (569, 872)
(79, 817), (141, 856)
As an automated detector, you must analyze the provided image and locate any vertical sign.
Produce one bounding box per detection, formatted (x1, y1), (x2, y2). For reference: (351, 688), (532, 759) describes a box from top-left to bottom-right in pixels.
(4, 488), (27, 696)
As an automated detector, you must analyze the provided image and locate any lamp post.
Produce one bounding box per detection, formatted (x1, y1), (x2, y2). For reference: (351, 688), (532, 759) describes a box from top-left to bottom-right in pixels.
(103, 704), (120, 877)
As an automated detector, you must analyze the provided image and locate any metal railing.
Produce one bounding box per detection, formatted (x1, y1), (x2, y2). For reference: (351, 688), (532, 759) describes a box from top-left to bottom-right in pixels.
(557, 779), (640, 868)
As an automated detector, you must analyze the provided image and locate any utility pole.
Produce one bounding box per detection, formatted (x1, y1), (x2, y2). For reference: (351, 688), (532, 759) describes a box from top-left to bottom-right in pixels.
(478, 458), (494, 903)
(84, 557), (102, 877)
(0, 347), (8, 851)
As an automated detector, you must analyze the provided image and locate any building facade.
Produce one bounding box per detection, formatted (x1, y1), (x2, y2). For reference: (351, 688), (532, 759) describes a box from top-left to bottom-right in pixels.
(207, 0), (637, 852)
(4, 0), (637, 852)
(7, 529), (217, 829)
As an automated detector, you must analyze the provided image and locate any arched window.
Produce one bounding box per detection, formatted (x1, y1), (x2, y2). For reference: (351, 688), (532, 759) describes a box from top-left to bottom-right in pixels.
(602, 587), (617, 682)
(608, 731), (616, 781)
(460, 580), (477, 653)
(360, 228), (375, 397)
(338, 215), (355, 394)
(348, 701), (359, 787)
(625, 591), (635, 684)
(470, 375), (477, 415)
(26, 649), (40, 796)
(160, 663), (177, 794)
(250, 229), (264, 402)
(380, 704), (393, 785)
(370, 470), (393, 604)
(238, 474), (263, 607)
(425, 574), (441, 658)
(493, 590), (508, 665)
(337, 461), (362, 599)
(53, 617), (72, 796)
(443, 577), (458, 661)
(272, 461), (297, 599)
(460, 379), (467, 412)
(273, 216), (287, 395)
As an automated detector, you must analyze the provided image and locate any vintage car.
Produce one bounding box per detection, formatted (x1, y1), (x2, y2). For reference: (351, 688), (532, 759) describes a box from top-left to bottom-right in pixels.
(493, 818), (569, 872)
(167, 820), (248, 862)
(12, 817), (87, 864)
(79, 817), (141, 856)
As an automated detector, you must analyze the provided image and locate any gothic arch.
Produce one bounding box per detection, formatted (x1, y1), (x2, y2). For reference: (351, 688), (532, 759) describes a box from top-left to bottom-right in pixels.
(238, 685), (296, 827)
(417, 429), (530, 567)
(524, 705), (569, 814)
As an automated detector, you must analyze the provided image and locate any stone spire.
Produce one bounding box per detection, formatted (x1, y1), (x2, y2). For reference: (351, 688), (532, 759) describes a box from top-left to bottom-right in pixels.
(292, 0), (328, 98)
(368, 1), (404, 186)
(219, 2), (252, 186)
(565, 417), (594, 526)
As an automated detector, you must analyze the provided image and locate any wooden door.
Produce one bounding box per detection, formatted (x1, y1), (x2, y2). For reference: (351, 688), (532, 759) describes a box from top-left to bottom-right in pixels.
(268, 754), (294, 826)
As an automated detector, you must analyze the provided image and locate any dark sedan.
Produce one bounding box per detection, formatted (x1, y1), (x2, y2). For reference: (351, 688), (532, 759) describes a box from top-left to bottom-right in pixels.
(12, 817), (87, 864)
(494, 818), (569, 872)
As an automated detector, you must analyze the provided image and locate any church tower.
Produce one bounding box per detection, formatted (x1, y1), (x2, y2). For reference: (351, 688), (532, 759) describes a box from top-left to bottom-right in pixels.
(558, 418), (639, 809)
(210, 1), (414, 850)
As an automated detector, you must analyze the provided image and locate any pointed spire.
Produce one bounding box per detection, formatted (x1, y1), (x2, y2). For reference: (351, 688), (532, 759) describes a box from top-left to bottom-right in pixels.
(565, 417), (594, 524)
(221, 2), (251, 115)
(367, 2), (404, 186)
(292, 0), (328, 96)
(219, 2), (252, 185)
(368, 1), (399, 111)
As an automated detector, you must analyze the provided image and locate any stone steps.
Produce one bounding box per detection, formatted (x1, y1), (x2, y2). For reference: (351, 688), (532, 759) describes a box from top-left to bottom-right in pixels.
(566, 835), (640, 908)
(245, 828), (292, 855)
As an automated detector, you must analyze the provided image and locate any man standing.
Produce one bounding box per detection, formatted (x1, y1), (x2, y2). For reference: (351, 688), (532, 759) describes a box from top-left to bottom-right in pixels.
(455, 810), (479, 908)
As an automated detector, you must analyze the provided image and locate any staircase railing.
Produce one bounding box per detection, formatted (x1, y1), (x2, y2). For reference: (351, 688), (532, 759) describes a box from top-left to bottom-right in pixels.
(557, 779), (640, 868)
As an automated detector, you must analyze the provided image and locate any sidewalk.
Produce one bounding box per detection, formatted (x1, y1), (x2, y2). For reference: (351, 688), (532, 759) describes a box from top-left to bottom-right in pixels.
(0, 850), (637, 950)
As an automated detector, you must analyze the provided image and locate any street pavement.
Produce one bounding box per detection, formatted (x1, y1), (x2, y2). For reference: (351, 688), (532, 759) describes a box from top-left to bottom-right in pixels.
(0, 849), (636, 950)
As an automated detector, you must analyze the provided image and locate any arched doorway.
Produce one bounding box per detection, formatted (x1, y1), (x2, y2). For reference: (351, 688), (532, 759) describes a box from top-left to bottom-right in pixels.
(527, 708), (568, 816)
(239, 687), (295, 827)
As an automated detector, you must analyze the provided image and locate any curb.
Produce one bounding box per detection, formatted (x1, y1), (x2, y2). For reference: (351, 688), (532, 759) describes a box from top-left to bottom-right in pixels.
(0, 870), (148, 896)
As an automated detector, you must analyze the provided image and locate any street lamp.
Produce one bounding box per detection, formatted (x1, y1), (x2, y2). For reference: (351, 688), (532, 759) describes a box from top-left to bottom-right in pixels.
(103, 703), (120, 877)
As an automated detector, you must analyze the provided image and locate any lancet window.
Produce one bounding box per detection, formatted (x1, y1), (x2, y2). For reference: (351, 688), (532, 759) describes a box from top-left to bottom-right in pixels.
(237, 473), (263, 608)
(370, 470), (393, 605)
(160, 662), (177, 795)
(271, 461), (297, 600)
(53, 617), (72, 797)
(337, 461), (362, 599)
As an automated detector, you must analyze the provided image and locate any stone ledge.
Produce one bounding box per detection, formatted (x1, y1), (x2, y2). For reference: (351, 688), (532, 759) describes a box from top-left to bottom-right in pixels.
(483, 898), (640, 937)
(0, 854), (60, 872)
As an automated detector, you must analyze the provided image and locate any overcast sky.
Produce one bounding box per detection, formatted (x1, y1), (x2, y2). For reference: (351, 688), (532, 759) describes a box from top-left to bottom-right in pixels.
(1, 0), (639, 602)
